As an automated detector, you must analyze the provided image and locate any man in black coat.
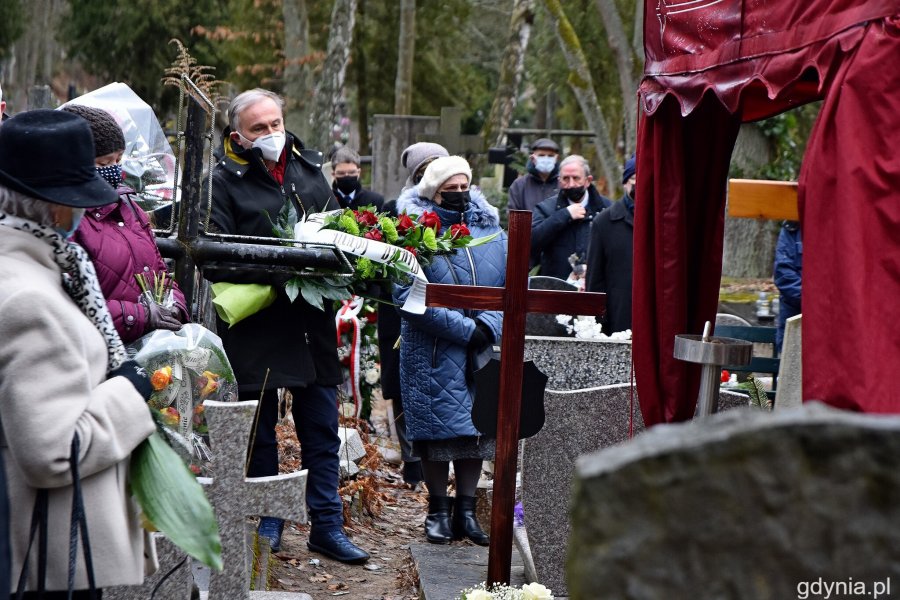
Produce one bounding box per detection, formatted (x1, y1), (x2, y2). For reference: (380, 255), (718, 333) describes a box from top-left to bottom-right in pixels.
(205, 88), (369, 564)
(530, 154), (612, 281)
(586, 156), (636, 335)
(329, 146), (384, 211)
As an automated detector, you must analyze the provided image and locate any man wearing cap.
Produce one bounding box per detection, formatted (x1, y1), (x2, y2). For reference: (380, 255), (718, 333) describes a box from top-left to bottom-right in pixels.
(531, 154), (612, 281)
(585, 155), (636, 335)
(204, 88), (369, 564)
(507, 137), (561, 213)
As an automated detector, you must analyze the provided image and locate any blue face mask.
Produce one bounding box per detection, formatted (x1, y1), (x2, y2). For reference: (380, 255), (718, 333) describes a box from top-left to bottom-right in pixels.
(55, 208), (85, 239)
(96, 164), (123, 188)
(533, 155), (557, 174)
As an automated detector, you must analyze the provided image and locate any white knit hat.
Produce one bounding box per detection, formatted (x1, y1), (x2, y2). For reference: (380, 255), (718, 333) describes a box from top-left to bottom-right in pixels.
(416, 155), (472, 201)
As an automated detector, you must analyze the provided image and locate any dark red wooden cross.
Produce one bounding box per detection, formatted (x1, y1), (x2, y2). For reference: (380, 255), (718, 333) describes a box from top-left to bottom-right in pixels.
(425, 210), (606, 584)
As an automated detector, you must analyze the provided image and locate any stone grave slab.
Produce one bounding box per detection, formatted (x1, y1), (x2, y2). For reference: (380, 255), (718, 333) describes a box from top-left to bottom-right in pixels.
(775, 313), (802, 409)
(568, 402), (900, 598)
(523, 337), (632, 391)
(525, 277), (578, 337)
(411, 542), (527, 600)
(522, 385), (750, 596)
(337, 426), (366, 477)
(105, 534), (193, 600)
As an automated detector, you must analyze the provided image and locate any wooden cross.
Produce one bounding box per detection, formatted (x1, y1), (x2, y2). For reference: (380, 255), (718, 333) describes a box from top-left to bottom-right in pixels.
(728, 178), (798, 220)
(425, 210), (606, 584)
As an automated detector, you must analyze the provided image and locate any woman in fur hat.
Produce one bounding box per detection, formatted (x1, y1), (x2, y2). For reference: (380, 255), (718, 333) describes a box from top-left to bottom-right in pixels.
(393, 156), (507, 546)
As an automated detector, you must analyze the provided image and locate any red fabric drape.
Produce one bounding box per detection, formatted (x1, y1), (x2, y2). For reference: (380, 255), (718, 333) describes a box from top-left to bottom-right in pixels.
(634, 0), (900, 426)
(632, 95), (741, 426)
(799, 18), (900, 412)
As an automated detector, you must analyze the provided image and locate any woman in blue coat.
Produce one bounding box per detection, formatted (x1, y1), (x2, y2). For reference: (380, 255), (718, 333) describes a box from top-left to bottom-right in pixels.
(394, 156), (506, 545)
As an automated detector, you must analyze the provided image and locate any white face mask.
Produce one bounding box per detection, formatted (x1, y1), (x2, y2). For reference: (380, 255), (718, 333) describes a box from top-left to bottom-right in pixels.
(237, 131), (286, 162)
(533, 155), (557, 174)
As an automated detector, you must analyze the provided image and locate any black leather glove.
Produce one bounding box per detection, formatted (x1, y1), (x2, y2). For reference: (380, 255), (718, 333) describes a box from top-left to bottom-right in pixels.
(467, 320), (493, 350)
(109, 360), (153, 401)
(145, 301), (182, 332)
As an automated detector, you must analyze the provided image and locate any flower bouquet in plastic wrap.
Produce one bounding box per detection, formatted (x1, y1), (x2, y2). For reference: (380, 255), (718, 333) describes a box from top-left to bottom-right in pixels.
(129, 323), (238, 475)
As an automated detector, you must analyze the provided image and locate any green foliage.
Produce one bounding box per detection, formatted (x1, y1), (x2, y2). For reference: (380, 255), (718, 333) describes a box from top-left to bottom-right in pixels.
(745, 102), (822, 181)
(0, 0), (24, 59)
(59, 0), (227, 112)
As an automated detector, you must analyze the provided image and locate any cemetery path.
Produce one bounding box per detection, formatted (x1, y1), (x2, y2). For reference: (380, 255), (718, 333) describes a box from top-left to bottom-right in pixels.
(270, 420), (427, 599)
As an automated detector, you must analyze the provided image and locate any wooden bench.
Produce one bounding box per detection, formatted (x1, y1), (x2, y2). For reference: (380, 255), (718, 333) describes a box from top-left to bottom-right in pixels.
(714, 324), (780, 400)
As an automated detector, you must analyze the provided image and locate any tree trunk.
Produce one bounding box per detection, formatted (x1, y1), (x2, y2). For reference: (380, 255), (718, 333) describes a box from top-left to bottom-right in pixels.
(480, 0), (535, 149)
(542, 0), (618, 194)
(308, 0), (358, 153)
(594, 0), (638, 155)
(723, 124), (779, 278)
(282, 0), (312, 141)
(393, 0), (416, 115)
(353, 0), (370, 154)
(632, 0), (643, 59)
(1, 0), (66, 112)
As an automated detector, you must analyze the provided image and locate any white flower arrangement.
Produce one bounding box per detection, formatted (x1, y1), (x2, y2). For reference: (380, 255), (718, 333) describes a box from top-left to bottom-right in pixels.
(555, 314), (632, 341)
(458, 582), (553, 600)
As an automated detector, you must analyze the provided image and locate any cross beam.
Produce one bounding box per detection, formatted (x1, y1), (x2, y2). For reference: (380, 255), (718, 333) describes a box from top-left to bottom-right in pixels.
(425, 211), (605, 584)
(727, 178), (798, 220)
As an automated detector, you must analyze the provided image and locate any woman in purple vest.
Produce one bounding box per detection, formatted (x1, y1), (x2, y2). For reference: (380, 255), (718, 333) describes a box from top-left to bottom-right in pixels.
(61, 104), (188, 342)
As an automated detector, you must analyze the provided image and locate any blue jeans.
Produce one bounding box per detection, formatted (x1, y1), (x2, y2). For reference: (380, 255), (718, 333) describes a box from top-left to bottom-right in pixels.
(242, 385), (343, 532)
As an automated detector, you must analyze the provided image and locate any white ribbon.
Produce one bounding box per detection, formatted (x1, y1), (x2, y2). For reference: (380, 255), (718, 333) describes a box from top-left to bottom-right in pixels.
(335, 296), (364, 418)
(295, 211), (429, 314)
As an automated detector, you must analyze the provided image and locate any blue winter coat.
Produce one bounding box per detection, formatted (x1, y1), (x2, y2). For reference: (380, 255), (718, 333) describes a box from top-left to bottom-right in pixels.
(773, 221), (802, 352)
(393, 187), (507, 442)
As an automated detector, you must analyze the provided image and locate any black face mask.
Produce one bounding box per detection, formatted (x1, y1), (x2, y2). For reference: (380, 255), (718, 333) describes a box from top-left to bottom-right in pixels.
(628, 186), (636, 201)
(562, 186), (585, 202)
(439, 190), (470, 212)
(335, 176), (359, 195)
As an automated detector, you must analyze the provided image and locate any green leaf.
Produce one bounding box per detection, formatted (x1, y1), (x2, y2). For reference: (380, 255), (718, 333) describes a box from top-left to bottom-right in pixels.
(300, 281), (327, 310)
(285, 277), (301, 303)
(130, 432), (222, 570)
(467, 231), (501, 247)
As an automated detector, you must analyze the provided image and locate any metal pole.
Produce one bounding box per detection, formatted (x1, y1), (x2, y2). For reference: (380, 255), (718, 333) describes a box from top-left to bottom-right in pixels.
(173, 97), (207, 313)
(696, 364), (723, 416)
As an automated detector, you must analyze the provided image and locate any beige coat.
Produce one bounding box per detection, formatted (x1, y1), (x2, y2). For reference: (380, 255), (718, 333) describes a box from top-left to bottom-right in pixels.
(0, 226), (156, 591)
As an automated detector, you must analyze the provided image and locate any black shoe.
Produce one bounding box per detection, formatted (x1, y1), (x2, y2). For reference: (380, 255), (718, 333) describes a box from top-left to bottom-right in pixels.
(424, 495), (454, 544)
(257, 516), (285, 553)
(452, 495), (489, 546)
(307, 529), (370, 564)
(403, 461), (423, 486)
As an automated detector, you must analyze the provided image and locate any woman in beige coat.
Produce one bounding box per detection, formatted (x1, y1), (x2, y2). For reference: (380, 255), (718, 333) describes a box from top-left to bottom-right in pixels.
(0, 110), (156, 598)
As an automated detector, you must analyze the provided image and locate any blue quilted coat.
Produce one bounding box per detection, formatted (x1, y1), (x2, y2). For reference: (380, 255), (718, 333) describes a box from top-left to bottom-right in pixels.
(393, 186), (507, 442)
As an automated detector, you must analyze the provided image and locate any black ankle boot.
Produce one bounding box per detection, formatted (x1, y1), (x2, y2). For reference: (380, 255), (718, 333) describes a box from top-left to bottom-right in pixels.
(452, 495), (489, 546)
(425, 495), (454, 544)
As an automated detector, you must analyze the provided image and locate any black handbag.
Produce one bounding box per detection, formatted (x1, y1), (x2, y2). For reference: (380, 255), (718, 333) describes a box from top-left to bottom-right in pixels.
(15, 433), (98, 600)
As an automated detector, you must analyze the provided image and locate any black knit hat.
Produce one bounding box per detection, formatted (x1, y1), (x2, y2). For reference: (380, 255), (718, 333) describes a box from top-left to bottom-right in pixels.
(60, 104), (126, 158)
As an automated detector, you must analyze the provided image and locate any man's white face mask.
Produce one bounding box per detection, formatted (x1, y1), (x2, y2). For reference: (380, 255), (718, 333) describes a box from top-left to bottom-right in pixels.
(238, 131), (286, 162)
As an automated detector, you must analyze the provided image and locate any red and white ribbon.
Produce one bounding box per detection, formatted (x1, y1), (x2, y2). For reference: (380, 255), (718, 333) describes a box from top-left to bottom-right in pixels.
(335, 296), (364, 418)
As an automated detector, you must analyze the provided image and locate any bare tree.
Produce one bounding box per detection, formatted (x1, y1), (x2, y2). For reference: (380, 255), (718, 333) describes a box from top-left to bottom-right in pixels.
(393, 0), (416, 115)
(480, 0), (535, 149)
(541, 0), (618, 193)
(594, 0), (639, 155)
(283, 0), (313, 140)
(308, 0), (358, 152)
(1, 0), (67, 111)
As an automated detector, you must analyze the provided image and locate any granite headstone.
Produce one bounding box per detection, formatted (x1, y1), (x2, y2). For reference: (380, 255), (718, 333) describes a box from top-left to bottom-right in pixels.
(775, 314), (802, 410)
(567, 403), (900, 599)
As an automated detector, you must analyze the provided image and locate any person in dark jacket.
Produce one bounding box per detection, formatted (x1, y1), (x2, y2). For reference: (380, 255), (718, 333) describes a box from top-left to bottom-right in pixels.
(773, 220), (802, 353)
(585, 156), (636, 335)
(507, 137), (560, 213)
(394, 156), (506, 546)
(62, 104), (189, 343)
(205, 88), (369, 564)
(531, 154), (612, 280)
(329, 146), (384, 211)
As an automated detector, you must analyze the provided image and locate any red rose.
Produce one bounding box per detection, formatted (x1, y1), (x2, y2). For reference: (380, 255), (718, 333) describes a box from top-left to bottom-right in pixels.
(364, 229), (383, 241)
(419, 211), (441, 230)
(449, 223), (470, 240)
(355, 209), (378, 227)
(720, 369), (730, 383)
(396, 213), (416, 235)
(405, 245), (418, 256)
(365, 310), (378, 324)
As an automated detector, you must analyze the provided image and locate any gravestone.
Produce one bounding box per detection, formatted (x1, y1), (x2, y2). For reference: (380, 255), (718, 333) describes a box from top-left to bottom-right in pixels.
(524, 337), (632, 390)
(567, 403), (900, 599)
(200, 400), (309, 600)
(105, 535), (193, 600)
(370, 114), (440, 200)
(337, 426), (367, 477)
(521, 384), (747, 596)
(775, 314), (802, 409)
(525, 277), (578, 337)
